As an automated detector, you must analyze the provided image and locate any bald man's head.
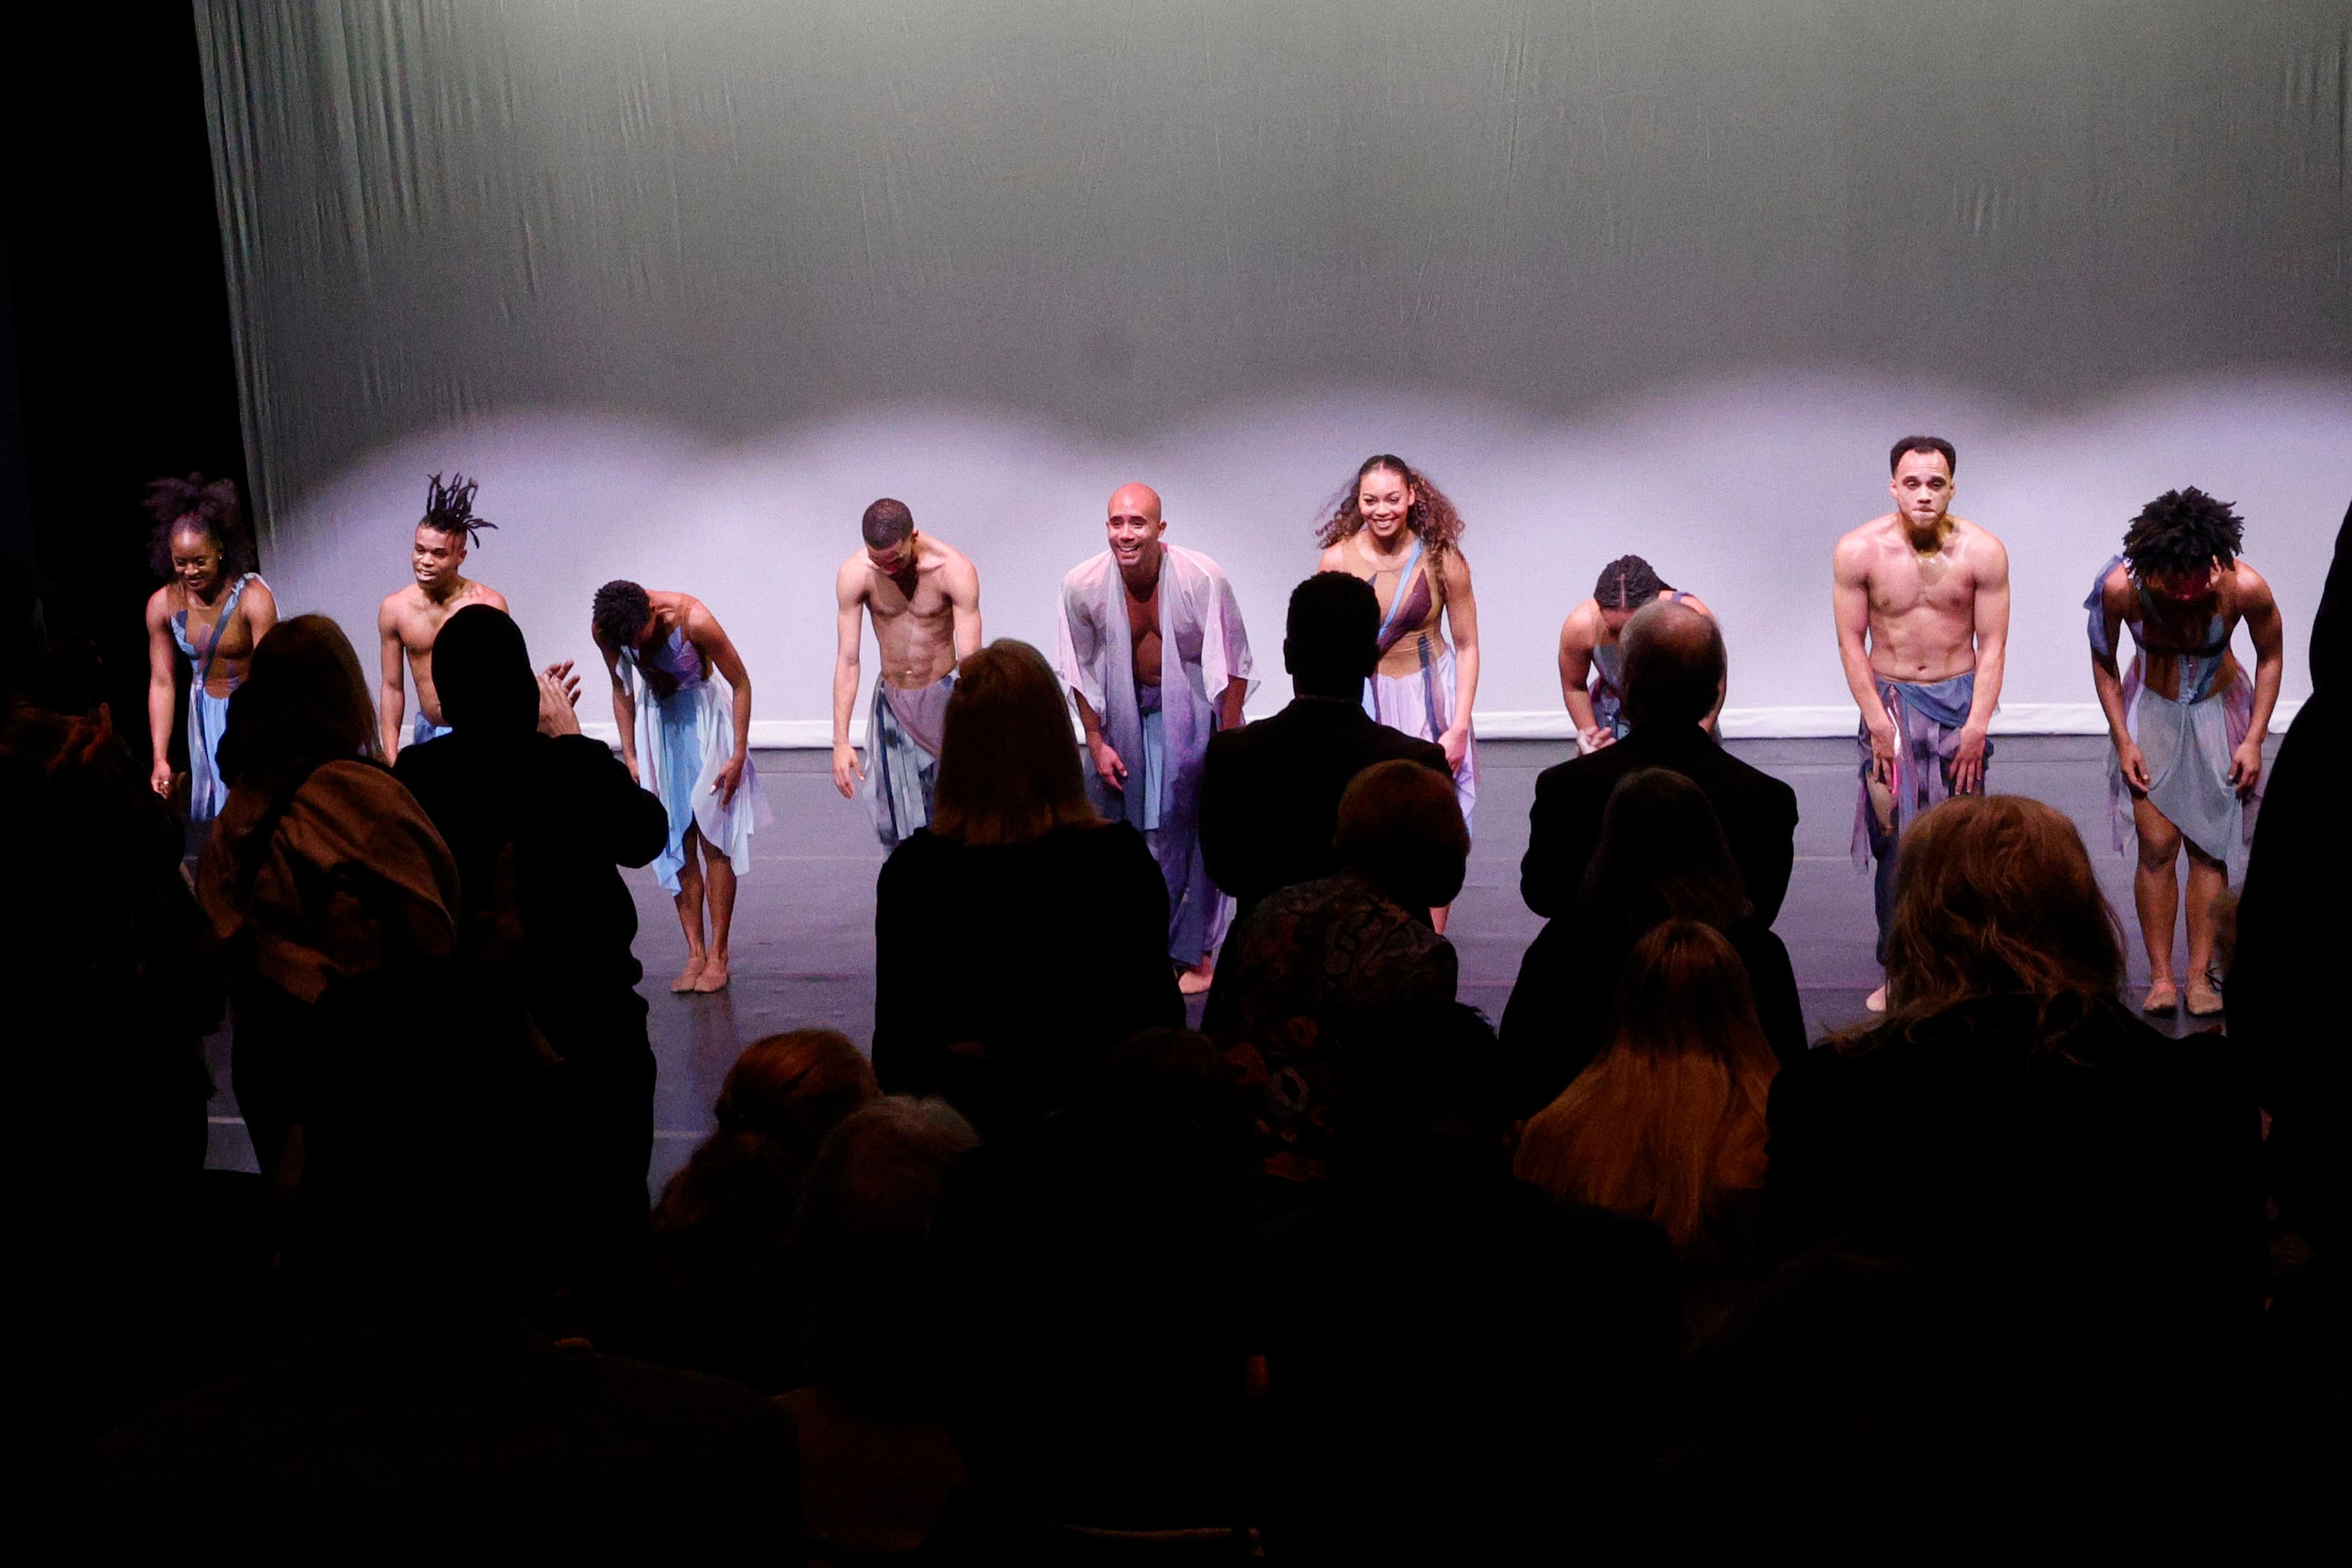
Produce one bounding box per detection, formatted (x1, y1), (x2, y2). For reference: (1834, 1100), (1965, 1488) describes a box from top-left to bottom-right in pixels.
(1620, 601), (1726, 731)
(1108, 483), (1163, 524)
(1105, 483), (1167, 572)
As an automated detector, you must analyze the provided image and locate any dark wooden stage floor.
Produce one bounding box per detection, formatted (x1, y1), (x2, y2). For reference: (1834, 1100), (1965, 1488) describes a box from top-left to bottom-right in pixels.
(202, 736), (2258, 1196)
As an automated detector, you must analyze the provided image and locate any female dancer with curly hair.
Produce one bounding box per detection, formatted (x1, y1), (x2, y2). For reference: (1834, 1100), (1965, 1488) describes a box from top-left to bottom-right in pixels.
(1315, 456), (1480, 914)
(141, 473), (276, 822)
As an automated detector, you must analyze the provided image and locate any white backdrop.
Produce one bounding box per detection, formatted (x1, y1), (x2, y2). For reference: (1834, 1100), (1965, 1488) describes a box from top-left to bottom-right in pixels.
(196, 2), (2352, 740)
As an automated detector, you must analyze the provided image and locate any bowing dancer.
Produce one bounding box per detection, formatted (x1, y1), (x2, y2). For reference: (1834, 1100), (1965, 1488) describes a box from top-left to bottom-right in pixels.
(1559, 554), (1716, 750)
(2088, 488), (2284, 1016)
(1057, 483), (1253, 994)
(1317, 453), (1480, 928)
(142, 473), (276, 825)
(592, 580), (771, 994)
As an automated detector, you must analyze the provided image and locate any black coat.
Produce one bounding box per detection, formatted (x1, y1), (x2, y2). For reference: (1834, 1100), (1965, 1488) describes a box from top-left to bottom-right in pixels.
(1520, 722), (1798, 926)
(1200, 695), (1451, 933)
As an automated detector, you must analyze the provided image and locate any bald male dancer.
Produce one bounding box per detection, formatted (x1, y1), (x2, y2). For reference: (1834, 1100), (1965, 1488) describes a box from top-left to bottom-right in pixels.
(832, 498), (983, 847)
(1057, 483), (1254, 993)
(379, 474), (510, 759)
(1833, 434), (2011, 1011)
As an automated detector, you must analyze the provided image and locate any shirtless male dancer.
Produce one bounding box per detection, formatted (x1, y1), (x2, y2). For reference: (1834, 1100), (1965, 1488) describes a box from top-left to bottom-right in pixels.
(1558, 554), (1716, 751)
(378, 474), (510, 759)
(1833, 435), (2011, 1011)
(832, 498), (982, 847)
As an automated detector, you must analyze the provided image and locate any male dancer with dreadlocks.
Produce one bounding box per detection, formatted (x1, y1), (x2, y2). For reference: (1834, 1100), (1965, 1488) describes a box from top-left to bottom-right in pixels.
(1833, 434), (2011, 1012)
(1557, 554), (1716, 750)
(378, 474), (513, 759)
(2089, 488), (2284, 1016)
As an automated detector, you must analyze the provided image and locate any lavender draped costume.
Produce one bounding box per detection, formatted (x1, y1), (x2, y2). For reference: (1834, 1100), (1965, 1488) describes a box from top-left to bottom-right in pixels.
(1363, 537), (1477, 832)
(169, 572), (264, 822)
(622, 626), (772, 894)
(2086, 556), (2263, 882)
(863, 669), (955, 849)
(1056, 544), (1255, 968)
(1854, 669), (1990, 963)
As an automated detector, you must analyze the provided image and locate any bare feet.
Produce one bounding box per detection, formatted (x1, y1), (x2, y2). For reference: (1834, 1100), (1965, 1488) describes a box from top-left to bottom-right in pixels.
(2142, 979), (2179, 1014)
(1864, 984), (1887, 1014)
(1176, 958), (1215, 996)
(2186, 974), (2224, 1017)
(694, 956), (731, 993)
(670, 955), (706, 994)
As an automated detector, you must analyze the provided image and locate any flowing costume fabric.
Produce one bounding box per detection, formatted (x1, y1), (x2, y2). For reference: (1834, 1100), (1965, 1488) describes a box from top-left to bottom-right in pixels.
(624, 628), (772, 894)
(863, 670), (955, 849)
(409, 710), (454, 747)
(1056, 545), (1254, 968)
(2086, 556), (2263, 882)
(1853, 670), (1988, 962)
(1363, 536), (1477, 832)
(170, 572), (264, 822)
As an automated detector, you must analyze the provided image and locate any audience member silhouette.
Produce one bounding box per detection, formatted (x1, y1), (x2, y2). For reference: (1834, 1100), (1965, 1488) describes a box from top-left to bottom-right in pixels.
(198, 614), (458, 1176)
(781, 1095), (977, 1565)
(394, 604), (669, 1176)
(1515, 919), (1779, 1328)
(1503, 766), (1806, 1115)
(79, 1005), (802, 1561)
(873, 639), (1181, 1130)
(1211, 759), (1466, 1204)
(648, 1029), (879, 1391)
(1650, 1244), (2041, 1566)
(1198, 571), (1449, 932)
(1763, 793), (2262, 1548)
(1521, 599), (1798, 923)
(1259, 1001), (1679, 1565)
(926, 1104), (1265, 1558)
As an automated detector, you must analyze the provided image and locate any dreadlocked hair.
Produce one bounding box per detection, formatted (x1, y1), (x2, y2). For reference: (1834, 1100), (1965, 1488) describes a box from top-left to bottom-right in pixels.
(1595, 554), (1671, 609)
(420, 473), (498, 548)
(144, 473), (256, 578)
(1315, 454), (1466, 558)
(2123, 488), (2243, 582)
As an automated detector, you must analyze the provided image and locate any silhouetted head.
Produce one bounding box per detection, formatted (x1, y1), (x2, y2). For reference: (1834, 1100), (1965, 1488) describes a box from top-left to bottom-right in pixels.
(1580, 767), (1752, 934)
(432, 604), (536, 737)
(1284, 571), (1380, 697)
(932, 640), (1100, 847)
(216, 614), (377, 785)
(1334, 757), (1469, 911)
(1619, 600), (1726, 731)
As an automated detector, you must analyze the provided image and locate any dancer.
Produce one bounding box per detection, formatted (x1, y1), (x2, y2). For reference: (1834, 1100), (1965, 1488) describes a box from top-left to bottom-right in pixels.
(592, 580), (771, 994)
(2088, 488), (2283, 1016)
(377, 473), (508, 758)
(142, 473), (276, 822)
(831, 498), (982, 847)
(1317, 453), (1480, 926)
(1558, 554), (1716, 749)
(1832, 434), (2009, 1011)
(1056, 483), (1253, 994)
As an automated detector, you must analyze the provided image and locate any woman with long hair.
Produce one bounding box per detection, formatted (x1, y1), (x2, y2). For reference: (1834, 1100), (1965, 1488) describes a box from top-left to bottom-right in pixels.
(141, 473), (276, 823)
(1316, 455), (1479, 922)
(1763, 794), (2260, 1520)
(1516, 919), (1778, 1314)
(872, 640), (1181, 1127)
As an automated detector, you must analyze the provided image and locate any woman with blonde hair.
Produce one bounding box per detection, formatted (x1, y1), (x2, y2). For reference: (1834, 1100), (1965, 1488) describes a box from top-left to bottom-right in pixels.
(1515, 919), (1778, 1315)
(873, 640), (1181, 1127)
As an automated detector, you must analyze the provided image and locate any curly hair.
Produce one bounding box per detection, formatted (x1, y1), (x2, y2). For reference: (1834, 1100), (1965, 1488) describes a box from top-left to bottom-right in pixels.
(144, 473), (255, 578)
(591, 579), (654, 651)
(1314, 454), (1465, 558)
(418, 472), (497, 547)
(1595, 554), (1672, 608)
(2123, 488), (2243, 582)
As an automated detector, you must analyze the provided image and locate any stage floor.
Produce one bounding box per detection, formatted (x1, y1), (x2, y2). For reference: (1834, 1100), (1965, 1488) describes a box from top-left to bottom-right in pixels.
(202, 735), (2262, 1195)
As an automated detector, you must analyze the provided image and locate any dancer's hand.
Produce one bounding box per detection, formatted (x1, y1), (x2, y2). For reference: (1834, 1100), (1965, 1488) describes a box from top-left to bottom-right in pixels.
(712, 755), (746, 807)
(1866, 720), (1898, 787)
(1577, 725), (1614, 755)
(150, 757), (172, 799)
(622, 751), (640, 786)
(1951, 724), (1990, 794)
(2116, 737), (2152, 793)
(1088, 735), (1126, 792)
(832, 741), (863, 799)
(541, 660), (581, 708)
(2228, 734), (2263, 794)
(1440, 725), (1470, 773)
(536, 671), (581, 737)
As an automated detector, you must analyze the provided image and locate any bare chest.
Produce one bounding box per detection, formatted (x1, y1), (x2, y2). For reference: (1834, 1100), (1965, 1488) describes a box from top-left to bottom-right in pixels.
(1868, 544), (1975, 620)
(867, 569), (952, 625)
(402, 589), (482, 654)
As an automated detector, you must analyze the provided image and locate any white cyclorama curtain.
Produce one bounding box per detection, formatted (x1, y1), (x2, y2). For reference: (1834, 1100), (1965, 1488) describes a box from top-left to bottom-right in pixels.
(192, 2), (2350, 736)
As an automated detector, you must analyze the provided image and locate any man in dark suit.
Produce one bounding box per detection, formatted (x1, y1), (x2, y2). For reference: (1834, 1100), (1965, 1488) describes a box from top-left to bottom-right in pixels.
(1200, 573), (1450, 934)
(1521, 600), (1798, 925)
